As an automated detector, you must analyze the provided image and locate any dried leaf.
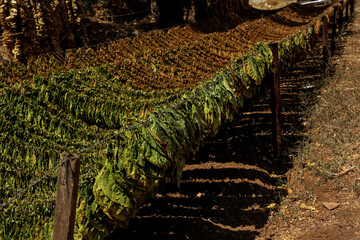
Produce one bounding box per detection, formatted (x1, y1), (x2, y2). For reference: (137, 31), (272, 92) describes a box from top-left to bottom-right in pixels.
(300, 203), (318, 212)
(266, 203), (278, 209)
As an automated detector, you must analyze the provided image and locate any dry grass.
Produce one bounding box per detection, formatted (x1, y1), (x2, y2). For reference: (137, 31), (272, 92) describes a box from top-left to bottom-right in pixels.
(291, 11), (360, 188)
(261, 7), (360, 240)
(299, 63), (360, 182)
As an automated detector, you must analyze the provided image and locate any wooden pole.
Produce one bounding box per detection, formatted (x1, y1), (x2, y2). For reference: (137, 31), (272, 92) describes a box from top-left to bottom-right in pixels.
(64, 49), (67, 66)
(269, 43), (282, 158)
(350, 0), (354, 16)
(52, 152), (81, 240)
(322, 16), (329, 76)
(331, 5), (338, 55)
(339, 2), (344, 33)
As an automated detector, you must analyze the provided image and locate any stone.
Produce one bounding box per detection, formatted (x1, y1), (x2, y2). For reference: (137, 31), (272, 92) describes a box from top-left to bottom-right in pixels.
(323, 202), (340, 210)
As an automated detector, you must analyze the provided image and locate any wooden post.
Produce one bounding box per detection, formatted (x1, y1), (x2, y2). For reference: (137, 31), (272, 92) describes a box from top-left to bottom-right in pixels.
(269, 43), (282, 158)
(52, 152), (81, 240)
(350, 0), (354, 16)
(64, 49), (67, 66)
(339, 2), (344, 33)
(322, 16), (329, 76)
(331, 5), (337, 55)
(346, 0), (349, 19)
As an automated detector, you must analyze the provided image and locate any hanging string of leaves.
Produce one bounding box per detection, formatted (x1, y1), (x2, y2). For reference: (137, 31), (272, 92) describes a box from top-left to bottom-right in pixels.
(0, 0), (89, 60)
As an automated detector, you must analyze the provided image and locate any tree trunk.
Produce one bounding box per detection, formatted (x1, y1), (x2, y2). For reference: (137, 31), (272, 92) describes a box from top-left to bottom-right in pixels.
(0, 0), (89, 60)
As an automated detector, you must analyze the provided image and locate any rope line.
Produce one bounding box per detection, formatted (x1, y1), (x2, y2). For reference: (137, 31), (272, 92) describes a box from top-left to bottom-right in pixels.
(84, 10), (150, 19)
(0, 160), (64, 211)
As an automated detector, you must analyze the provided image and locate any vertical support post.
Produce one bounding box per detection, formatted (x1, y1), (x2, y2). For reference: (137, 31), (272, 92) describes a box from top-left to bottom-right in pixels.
(331, 5), (338, 55)
(339, 2), (344, 33)
(269, 43), (282, 158)
(322, 16), (330, 76)
(350, 0), (354, 16)
(346, 0), (349, 19)
(64, 49), (67, 66)
(52, 152), (81, 240)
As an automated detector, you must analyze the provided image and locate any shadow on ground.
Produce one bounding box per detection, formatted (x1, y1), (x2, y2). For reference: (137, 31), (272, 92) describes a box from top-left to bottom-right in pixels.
(107, 46), (326, 240)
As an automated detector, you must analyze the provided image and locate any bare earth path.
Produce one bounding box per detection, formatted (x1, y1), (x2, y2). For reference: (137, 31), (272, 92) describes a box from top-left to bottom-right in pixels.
(262, 4), (360, 240)
(107, 4), (360, 240)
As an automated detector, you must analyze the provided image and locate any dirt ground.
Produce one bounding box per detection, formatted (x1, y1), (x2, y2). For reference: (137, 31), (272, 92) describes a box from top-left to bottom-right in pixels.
(106, 4), (360, 240)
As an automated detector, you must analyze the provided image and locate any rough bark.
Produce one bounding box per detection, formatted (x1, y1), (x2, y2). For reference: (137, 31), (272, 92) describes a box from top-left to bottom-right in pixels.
(0, 0), (89, 60)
